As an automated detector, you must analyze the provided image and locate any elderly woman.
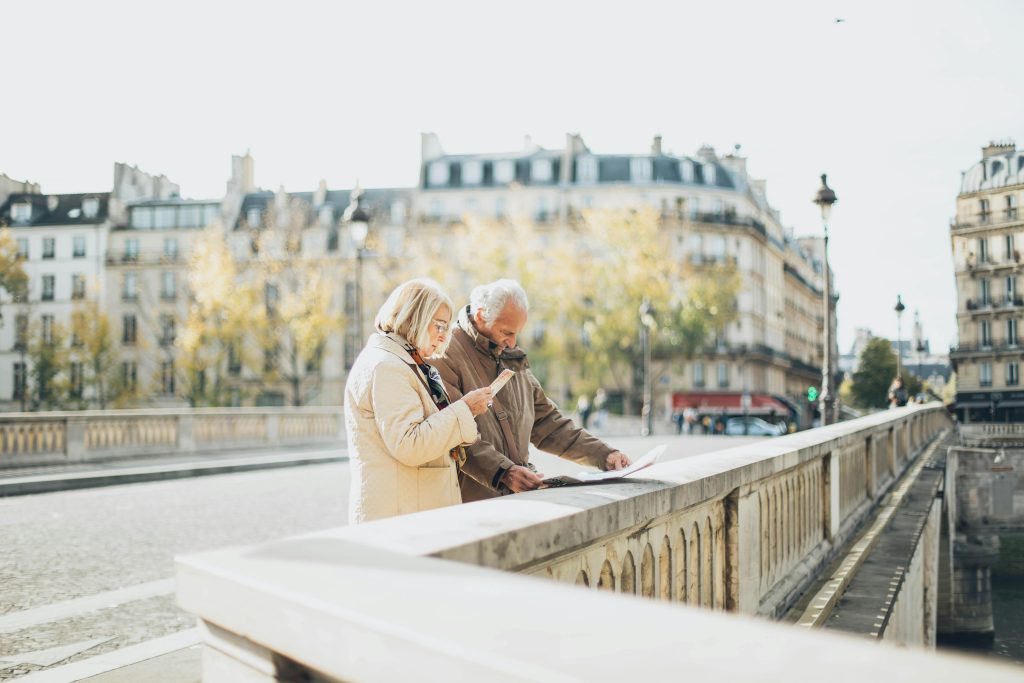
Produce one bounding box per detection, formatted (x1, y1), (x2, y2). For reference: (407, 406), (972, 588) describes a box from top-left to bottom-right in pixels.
(345, 278), (492, 523)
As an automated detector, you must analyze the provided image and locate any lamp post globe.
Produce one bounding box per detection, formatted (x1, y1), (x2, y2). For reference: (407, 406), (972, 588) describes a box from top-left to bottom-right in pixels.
(894, 294), (906, 379)
(813, 174), (837, 426)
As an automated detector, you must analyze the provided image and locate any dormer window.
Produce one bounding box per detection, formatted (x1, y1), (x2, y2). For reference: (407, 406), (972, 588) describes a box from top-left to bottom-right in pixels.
(530, 159), (552, 183)
(428, 161), (450, 186)
(462, 160), (483, 186)
(82, 197), (99, 219)
(679, 160), (694, 183)
(11, 202), (31, 223)
(630, 158), (653, 183)
(576, 157), (598, 184)
(494, 160), (515, 184)
(704, 163), (717, 185)
(247, 208), (261, 228)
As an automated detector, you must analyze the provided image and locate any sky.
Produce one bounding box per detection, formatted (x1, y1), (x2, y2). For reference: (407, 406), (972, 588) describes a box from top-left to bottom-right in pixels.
(3, 0), (1022, 353)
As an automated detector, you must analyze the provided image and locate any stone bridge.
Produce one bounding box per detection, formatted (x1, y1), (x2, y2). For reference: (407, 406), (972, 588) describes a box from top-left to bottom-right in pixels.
(176, 405), (1023, 681)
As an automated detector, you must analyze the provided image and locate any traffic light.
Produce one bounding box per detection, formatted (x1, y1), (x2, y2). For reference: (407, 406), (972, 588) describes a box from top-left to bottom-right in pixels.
(807, 386), (819, 402)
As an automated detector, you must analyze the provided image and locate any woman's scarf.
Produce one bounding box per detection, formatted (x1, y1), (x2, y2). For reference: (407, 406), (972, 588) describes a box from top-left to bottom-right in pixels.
(402, 340), (466, 469)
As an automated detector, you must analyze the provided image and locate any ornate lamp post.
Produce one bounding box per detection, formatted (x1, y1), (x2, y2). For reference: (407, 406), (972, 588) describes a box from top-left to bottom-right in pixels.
(343, 186), (370, 359)
(639, 298), (656, 436)
(813, 174), (837, 426)
(894, 294), (906, 379)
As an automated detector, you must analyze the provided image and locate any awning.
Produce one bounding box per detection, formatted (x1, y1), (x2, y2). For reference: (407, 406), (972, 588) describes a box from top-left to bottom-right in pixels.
(672, 392), (791, 416)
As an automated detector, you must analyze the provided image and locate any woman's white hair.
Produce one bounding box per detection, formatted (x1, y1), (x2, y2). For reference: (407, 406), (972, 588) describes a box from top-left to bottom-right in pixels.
(374, 278), (454, 357)
(469, 279), (529, 324)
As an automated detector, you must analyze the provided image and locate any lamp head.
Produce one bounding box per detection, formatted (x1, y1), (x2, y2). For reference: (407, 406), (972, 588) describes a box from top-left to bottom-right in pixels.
(813, 173), (837, 222)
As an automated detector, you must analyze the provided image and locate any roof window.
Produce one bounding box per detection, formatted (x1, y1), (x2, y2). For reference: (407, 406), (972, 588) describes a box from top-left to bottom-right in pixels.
(531, 159), (552, 183)
(11, 202), (31, 224)
(494, 160), (515, 185)
(680, 160), (694, 183)
(576, 157), (598, 183)
(82, 197), (99, 219)
(704, 163), (717, 185)
(630, 158), (653, 183)
(462, 160), (483, 186)
(428, 161), (450, 186)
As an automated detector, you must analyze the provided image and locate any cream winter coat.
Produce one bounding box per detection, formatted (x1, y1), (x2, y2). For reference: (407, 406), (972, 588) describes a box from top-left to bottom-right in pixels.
(345, 333), (478, 524)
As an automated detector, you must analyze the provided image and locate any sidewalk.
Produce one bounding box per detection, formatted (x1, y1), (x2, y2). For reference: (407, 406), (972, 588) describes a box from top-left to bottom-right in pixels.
(0, 444), (346, 497)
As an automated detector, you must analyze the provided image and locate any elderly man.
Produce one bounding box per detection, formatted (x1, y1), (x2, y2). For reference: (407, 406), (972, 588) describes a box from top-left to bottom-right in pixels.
(430, 279), (632, 501)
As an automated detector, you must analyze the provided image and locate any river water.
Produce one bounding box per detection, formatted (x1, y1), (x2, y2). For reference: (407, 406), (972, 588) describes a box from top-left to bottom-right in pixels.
(990, 577), (1024, 664)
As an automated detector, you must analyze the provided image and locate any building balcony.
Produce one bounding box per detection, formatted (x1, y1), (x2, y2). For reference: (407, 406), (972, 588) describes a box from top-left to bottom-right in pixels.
(949, 342), (1023, 358)
(962, 297), (1024, 313)
(963, 253), (1021, 274)
(105, 251), (181, 266)
(951, 212), (1024, 234)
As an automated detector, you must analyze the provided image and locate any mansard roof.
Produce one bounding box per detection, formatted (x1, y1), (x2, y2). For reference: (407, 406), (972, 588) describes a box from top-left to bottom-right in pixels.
(960, 144), (1024, 194)
(0, 192), (110, 227)
(234, 187), (413, 230)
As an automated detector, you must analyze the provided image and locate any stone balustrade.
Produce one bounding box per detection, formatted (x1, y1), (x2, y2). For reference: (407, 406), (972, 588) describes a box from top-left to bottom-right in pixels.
(0, 407), (344, 468)
(177, 404), (975, 681)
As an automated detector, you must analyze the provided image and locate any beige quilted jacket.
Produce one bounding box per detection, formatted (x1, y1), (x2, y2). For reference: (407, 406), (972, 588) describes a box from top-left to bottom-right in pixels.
(344, 333), (478, 524)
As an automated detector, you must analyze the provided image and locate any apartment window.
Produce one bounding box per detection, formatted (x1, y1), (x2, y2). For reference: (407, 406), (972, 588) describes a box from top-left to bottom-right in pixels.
(717, 362), (729, 388)
(161, 271), (176, 300)
(689, 197), (701, 219)
(70, 362), (83, 399)
(980, 278), (991, 305)
(711, 235), (727, 260)
(122, 314), (137, 345)
(981, 319), (992, 347)
(711, 199), (724, 217)
(327, 226), (339, 252)
(704, 163), (717, 185)
(16, 238), (28, 260)
(428, 199), (443, 221)
(42, 315), (54, 345)
(160, 314), (176, 346)
(124, 238), (139, 262)
(41, 275), (55, 301)
(981, 362), (993, 387)
(228, 345), (242, 376)
(1007, 234), (1017, 262)
(14, 314), (28, 350)
(630, 157), (653, 183)
(531, 159), (552, 183)
(1007, 276), (1017, 304)
(1009, 318), (1018, 346)
(247, 208), (261, 228)
(980, 198), (991, 222)
(41, 237), (55, 259)
(121, 362), (137, 393)
(1008, 195), (1019, 219)
(494, 159), (515, 184)
(693, 362), (705, 388)
(131, 207), (154, 229)
(154, 206), (176, 229)
(265, 282), (279, 315)
(428, 161), (450, 186)
(163, 237), (179, 261)
(1009, 362), (1020, 386)
(12, 362), (26, 400)
(264, 346), (278, 372)
(71, 274), (86, 300)
(73, 235), (86, 258)
(679, 159), (694, 183)
(390, 200), (406, 225)
(979, 237), (989, 263)
(82, 197), (99, 219)
(161, 361), (175, 395)
(70, 313), (83, 347)
(11, 202), (32, 223)
(462, 160), (483, 186)
(122, 273), (137, 301)
(577, 157), (598, 183)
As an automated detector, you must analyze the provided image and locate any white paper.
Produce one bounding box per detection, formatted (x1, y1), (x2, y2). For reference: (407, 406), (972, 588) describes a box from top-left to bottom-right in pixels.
(490, 369), (515, 395)
(542, 445), (665, 487)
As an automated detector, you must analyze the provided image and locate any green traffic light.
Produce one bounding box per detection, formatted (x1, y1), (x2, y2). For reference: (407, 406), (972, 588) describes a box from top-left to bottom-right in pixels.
(807, 386), (819, 402)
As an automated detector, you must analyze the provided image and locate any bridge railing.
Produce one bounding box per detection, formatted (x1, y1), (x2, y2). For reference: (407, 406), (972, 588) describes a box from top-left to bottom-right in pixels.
(0, 406), (344, 468)
(177, 405), (967, 681)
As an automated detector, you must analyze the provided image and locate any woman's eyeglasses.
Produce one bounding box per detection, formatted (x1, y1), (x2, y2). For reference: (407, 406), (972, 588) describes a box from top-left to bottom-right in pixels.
(431, 320), (450, 334)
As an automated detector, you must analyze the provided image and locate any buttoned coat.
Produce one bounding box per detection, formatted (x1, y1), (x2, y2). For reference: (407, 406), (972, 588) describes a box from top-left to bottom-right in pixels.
(430, 306), (613, 502)
(344, 333), (478, 523)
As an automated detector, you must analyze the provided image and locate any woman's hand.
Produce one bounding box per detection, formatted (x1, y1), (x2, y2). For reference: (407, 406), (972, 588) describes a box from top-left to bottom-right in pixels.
(462, 387), (493, 416)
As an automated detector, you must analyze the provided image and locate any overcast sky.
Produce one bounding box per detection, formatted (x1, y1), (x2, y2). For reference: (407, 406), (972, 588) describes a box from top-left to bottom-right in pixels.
(4, 0), (1022, 353)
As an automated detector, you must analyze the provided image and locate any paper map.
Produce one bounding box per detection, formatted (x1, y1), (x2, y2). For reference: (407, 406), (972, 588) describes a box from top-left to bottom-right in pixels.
(540, 444), (665, 488)
(490, 369), (515, 395)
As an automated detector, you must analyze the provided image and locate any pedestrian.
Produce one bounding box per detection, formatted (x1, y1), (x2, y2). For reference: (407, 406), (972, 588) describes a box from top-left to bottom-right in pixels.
(672, 410), (684, 434)
(344, 278), (492, 524)
(577, 394), (592, 430)
(887, 377), (908, 409)
(683, 406), (697, 435)
(430, 279), (633, 501)
(593, 388), (608, 431)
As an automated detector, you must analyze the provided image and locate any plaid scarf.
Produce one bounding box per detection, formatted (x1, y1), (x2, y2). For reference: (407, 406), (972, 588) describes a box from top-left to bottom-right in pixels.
(407, 347), (450, 410)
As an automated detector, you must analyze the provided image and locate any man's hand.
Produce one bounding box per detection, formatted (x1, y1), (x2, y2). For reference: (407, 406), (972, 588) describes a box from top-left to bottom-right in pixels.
(606, 451), (631, 470)
(501, 465), (544, 493)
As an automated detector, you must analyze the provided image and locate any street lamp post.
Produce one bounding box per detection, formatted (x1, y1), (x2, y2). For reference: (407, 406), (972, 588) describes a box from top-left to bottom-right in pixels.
(813, 174), (838, 426)
(894, 294), (906, 379)
(343, 186), (370, 359)
(639, 298), (656, 437)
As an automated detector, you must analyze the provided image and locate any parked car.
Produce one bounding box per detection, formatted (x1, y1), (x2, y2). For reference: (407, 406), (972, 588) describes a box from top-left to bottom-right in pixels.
(724, 416), (785, 436)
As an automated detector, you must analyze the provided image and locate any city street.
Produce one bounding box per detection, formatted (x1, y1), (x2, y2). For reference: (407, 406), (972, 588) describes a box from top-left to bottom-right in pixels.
(0, 433), (762, 680)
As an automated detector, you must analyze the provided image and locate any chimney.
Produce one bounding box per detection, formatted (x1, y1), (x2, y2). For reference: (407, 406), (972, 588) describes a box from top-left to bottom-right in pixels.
(696, 145), (717, 162)
(651, 135), (663, 155)
(983, 140), (1015, 158)
(421, 132), (445, 163)
(313, 179), (327, 207)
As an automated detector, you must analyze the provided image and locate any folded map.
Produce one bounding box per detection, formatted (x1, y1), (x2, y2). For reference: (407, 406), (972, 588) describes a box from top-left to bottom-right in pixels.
(540, 445), (665, 488)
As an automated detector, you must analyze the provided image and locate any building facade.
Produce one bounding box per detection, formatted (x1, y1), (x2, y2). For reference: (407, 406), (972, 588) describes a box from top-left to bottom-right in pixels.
(950, 142), (1024, 421)
(414, 133), (837, 426)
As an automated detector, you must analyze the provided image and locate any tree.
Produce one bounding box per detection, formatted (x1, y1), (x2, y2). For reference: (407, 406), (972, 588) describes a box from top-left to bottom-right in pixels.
(850, 336), (922, 409)
(26, 319), (68, 411)
(179, 227), (259, 406)
(69, 301), (126, 409)
(0, 228), (28, 307)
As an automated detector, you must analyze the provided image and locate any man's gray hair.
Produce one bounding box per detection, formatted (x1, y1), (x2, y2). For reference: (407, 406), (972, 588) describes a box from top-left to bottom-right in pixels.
(469, 279), (529, 324)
